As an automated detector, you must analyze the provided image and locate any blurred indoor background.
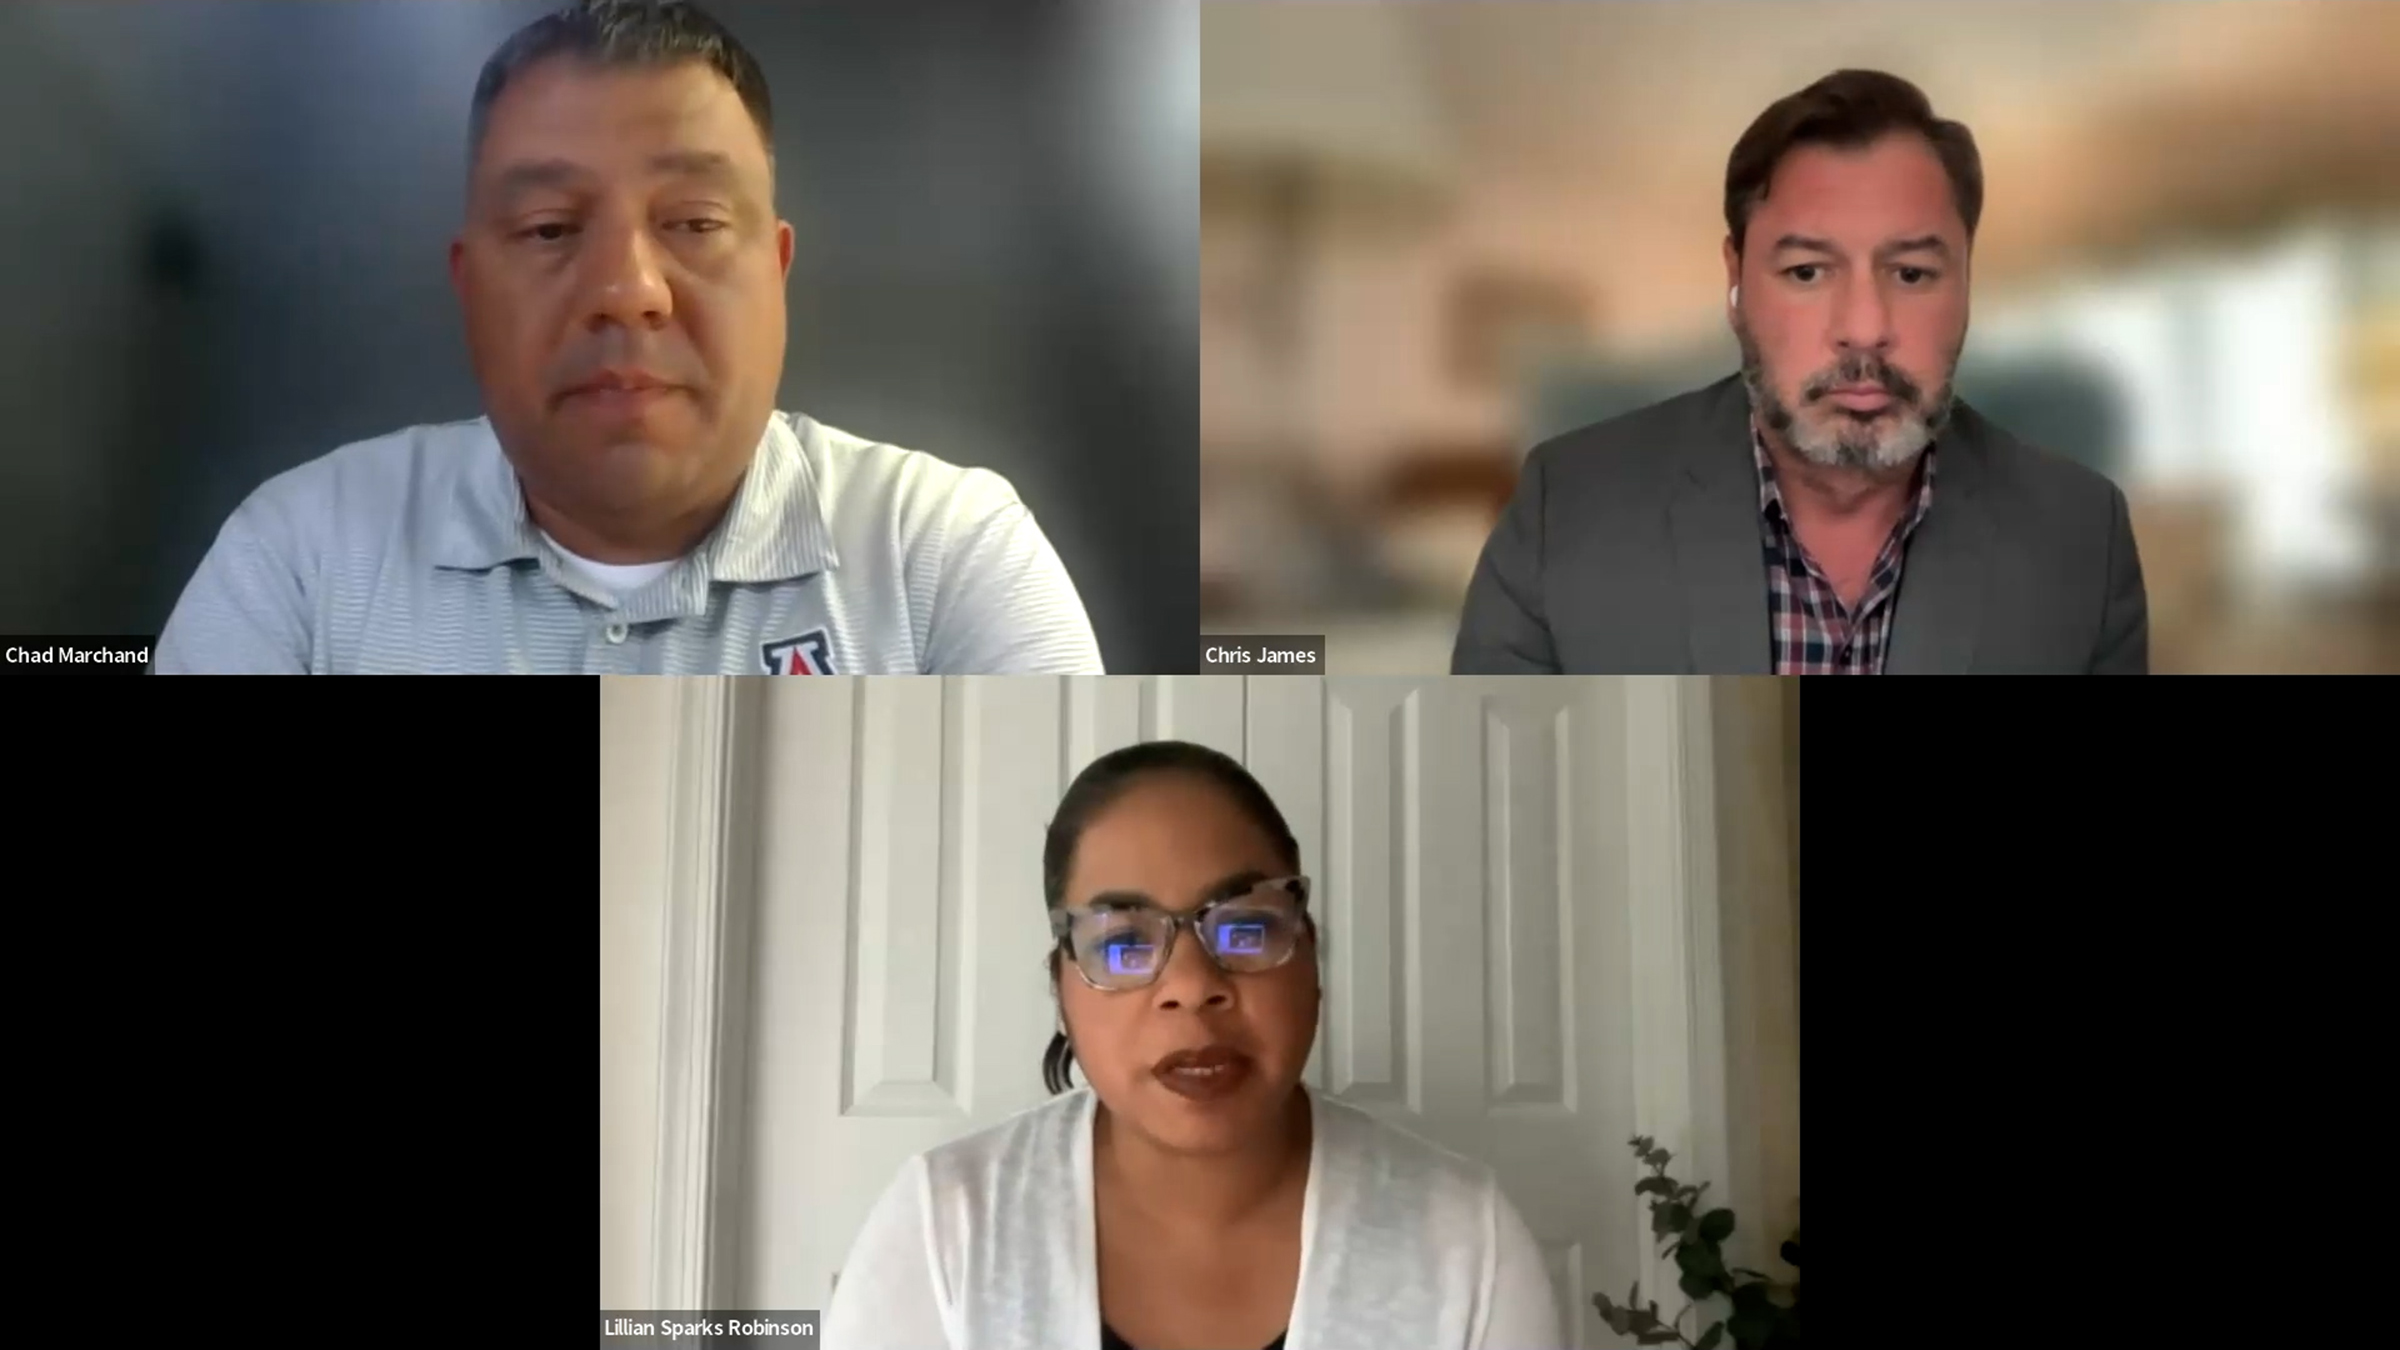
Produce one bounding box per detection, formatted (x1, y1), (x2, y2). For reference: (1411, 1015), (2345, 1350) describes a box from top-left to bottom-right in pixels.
(0, 0), (1198, 673)
(1200, 0), (2400, 674)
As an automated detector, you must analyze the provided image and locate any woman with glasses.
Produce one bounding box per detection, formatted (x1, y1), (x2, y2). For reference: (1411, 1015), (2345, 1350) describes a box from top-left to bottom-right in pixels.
(824, 741), (1562, 1350)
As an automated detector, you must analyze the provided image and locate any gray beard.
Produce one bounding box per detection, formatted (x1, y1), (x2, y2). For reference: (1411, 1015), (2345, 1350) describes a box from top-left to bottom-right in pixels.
(1735, 320), (1958, 475)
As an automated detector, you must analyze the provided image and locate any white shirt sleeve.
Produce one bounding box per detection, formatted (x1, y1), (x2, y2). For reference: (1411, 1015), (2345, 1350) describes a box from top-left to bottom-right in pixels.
(152, 490), (313, 674)
(915, 468), (1105, 675)
(1477, 1177), (1565, 1350)
(822, 1154), (956, 1350)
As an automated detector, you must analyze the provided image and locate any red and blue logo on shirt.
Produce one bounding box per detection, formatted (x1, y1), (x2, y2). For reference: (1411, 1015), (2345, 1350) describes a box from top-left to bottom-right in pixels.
(761, 628), (838, 675)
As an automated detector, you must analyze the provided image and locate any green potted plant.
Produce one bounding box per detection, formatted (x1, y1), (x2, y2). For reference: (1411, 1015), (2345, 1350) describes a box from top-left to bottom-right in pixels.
(1591, 1136), (1798, 1349)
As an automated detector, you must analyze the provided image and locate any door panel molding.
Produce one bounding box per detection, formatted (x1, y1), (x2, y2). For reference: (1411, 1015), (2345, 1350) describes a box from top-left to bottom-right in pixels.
(1620, 677), (1729, 1322)
(652, 676), (766, 1311)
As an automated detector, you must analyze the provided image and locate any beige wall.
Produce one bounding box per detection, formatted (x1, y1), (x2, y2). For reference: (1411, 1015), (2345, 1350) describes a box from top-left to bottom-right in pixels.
(600, 679), (675, 1308)
(1710, 677), (1802, 1278)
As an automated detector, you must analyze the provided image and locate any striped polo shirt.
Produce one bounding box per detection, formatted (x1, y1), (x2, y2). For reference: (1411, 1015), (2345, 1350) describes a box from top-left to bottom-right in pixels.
(152, 410), (1105, 674)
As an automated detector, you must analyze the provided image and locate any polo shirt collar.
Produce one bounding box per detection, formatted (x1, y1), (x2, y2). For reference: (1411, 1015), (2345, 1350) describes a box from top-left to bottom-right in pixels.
(435, 413), (838, 582)
(702, 412), (839, 584)
(433, 419), (544, 571)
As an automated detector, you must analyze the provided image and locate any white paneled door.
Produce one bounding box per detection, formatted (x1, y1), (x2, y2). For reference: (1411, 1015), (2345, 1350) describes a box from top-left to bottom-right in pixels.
(676, 676), (1725, 1350)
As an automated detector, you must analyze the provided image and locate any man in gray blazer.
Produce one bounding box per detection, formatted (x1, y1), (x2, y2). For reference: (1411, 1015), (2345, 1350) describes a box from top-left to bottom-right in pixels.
(1454, 70), (2147, 675)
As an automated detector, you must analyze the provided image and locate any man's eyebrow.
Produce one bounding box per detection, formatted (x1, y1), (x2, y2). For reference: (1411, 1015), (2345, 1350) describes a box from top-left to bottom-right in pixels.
(1769, 234), (1953, 262)
(488, 158), (590, 203)
(1875, 235), (1951, 261)
(485, 150), (745, 203)
(647, 149), (741, 183)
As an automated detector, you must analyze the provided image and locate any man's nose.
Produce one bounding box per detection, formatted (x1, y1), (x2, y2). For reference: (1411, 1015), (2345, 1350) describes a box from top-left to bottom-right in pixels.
(578, 222), (672, 331)
(1829, 270), (1895, 354)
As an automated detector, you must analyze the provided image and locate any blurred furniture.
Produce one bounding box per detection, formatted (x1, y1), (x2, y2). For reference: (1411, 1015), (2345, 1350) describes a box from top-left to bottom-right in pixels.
(1201, 4), (1455, 208)
(1201, 1), (1455, 461)
(1952, 357), (2130, 482)
(1524, 353), (1732, 451)
(2345, 308), (2400, 588)
(2180, 599), (2400, 674)
(2123, 488), (2232, 673)
(1201, 6), (1458, 621)
(1446, 267), (1594, 392)
(1371, 437), (1521, 604)
(1200, 455), (1413, 620)
(1204, 611), (1467, 676)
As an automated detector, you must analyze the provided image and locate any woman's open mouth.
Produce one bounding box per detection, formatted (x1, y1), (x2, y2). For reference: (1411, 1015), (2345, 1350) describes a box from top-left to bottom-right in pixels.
(1153, 1044), (1254, 1102)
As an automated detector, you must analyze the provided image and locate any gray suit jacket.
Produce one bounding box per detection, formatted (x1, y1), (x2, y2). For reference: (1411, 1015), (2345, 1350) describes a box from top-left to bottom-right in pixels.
(1452, 375), (2148, 674)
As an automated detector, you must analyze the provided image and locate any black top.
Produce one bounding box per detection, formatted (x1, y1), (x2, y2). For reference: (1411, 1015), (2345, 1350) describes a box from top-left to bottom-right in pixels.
(1100, 1321), (1287, 1350)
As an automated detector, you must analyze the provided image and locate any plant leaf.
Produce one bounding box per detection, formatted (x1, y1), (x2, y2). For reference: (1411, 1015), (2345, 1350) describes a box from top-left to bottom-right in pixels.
(1635, 1332), (1683, 1346)
(1699, 1208), (1735, 1243)
(1779, 1238), (1799, 1267)
(1729, 1268), (1769, 1281)
(1664, 1203), (1692, 1233)
(1695, 1325), (1724, 1350)
(1679, 1271), (1715, 1301)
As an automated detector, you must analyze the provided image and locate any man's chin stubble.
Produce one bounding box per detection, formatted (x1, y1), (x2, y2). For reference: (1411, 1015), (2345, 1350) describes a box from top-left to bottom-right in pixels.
(1793, 408), (1931, 476)
(1734, 318), (1959, 478)
(1751, 382), (1955, 478)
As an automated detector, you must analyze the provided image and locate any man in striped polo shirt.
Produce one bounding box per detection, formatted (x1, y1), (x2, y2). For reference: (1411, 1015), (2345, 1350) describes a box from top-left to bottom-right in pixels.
(154, 1), (1102, 675)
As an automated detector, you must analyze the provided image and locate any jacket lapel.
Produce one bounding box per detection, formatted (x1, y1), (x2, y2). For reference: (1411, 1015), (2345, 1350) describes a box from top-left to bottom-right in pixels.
(1669, 378), (1773, 674)
(1883, 406), (1994, 675)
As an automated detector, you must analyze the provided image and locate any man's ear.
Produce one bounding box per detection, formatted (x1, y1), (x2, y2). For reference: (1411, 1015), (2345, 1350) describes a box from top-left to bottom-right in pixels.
(1722, 235), (1743, 330)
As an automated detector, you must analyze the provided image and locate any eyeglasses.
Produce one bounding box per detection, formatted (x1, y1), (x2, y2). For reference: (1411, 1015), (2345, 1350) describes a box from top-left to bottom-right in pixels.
(1050, 876), (1313, 992)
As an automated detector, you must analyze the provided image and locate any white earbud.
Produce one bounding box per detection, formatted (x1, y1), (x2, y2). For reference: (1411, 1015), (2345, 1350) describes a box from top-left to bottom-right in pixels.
(1729, 284), (1740, 309)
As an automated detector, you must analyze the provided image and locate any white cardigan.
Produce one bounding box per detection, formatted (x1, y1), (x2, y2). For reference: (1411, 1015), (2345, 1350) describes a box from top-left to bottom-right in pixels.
(822, 1085), (1564, 1350)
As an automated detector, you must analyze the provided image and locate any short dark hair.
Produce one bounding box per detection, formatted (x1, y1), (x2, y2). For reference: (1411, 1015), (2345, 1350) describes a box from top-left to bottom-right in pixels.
(1724, 69), (1982, 255)
(1039, 741), (1306, 1095)
(467, 0), (774, 177)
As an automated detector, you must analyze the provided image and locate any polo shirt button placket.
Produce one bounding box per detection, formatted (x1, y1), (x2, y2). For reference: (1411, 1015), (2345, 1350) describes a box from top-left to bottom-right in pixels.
(599, 619), (633, 672)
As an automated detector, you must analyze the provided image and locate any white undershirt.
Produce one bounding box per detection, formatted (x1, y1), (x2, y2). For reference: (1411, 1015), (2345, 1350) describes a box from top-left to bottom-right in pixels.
(540, 530), (678, 601)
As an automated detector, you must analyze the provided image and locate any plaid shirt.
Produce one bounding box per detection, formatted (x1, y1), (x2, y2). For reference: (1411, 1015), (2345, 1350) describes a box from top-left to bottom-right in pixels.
(1756, 426), (1936, 674)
